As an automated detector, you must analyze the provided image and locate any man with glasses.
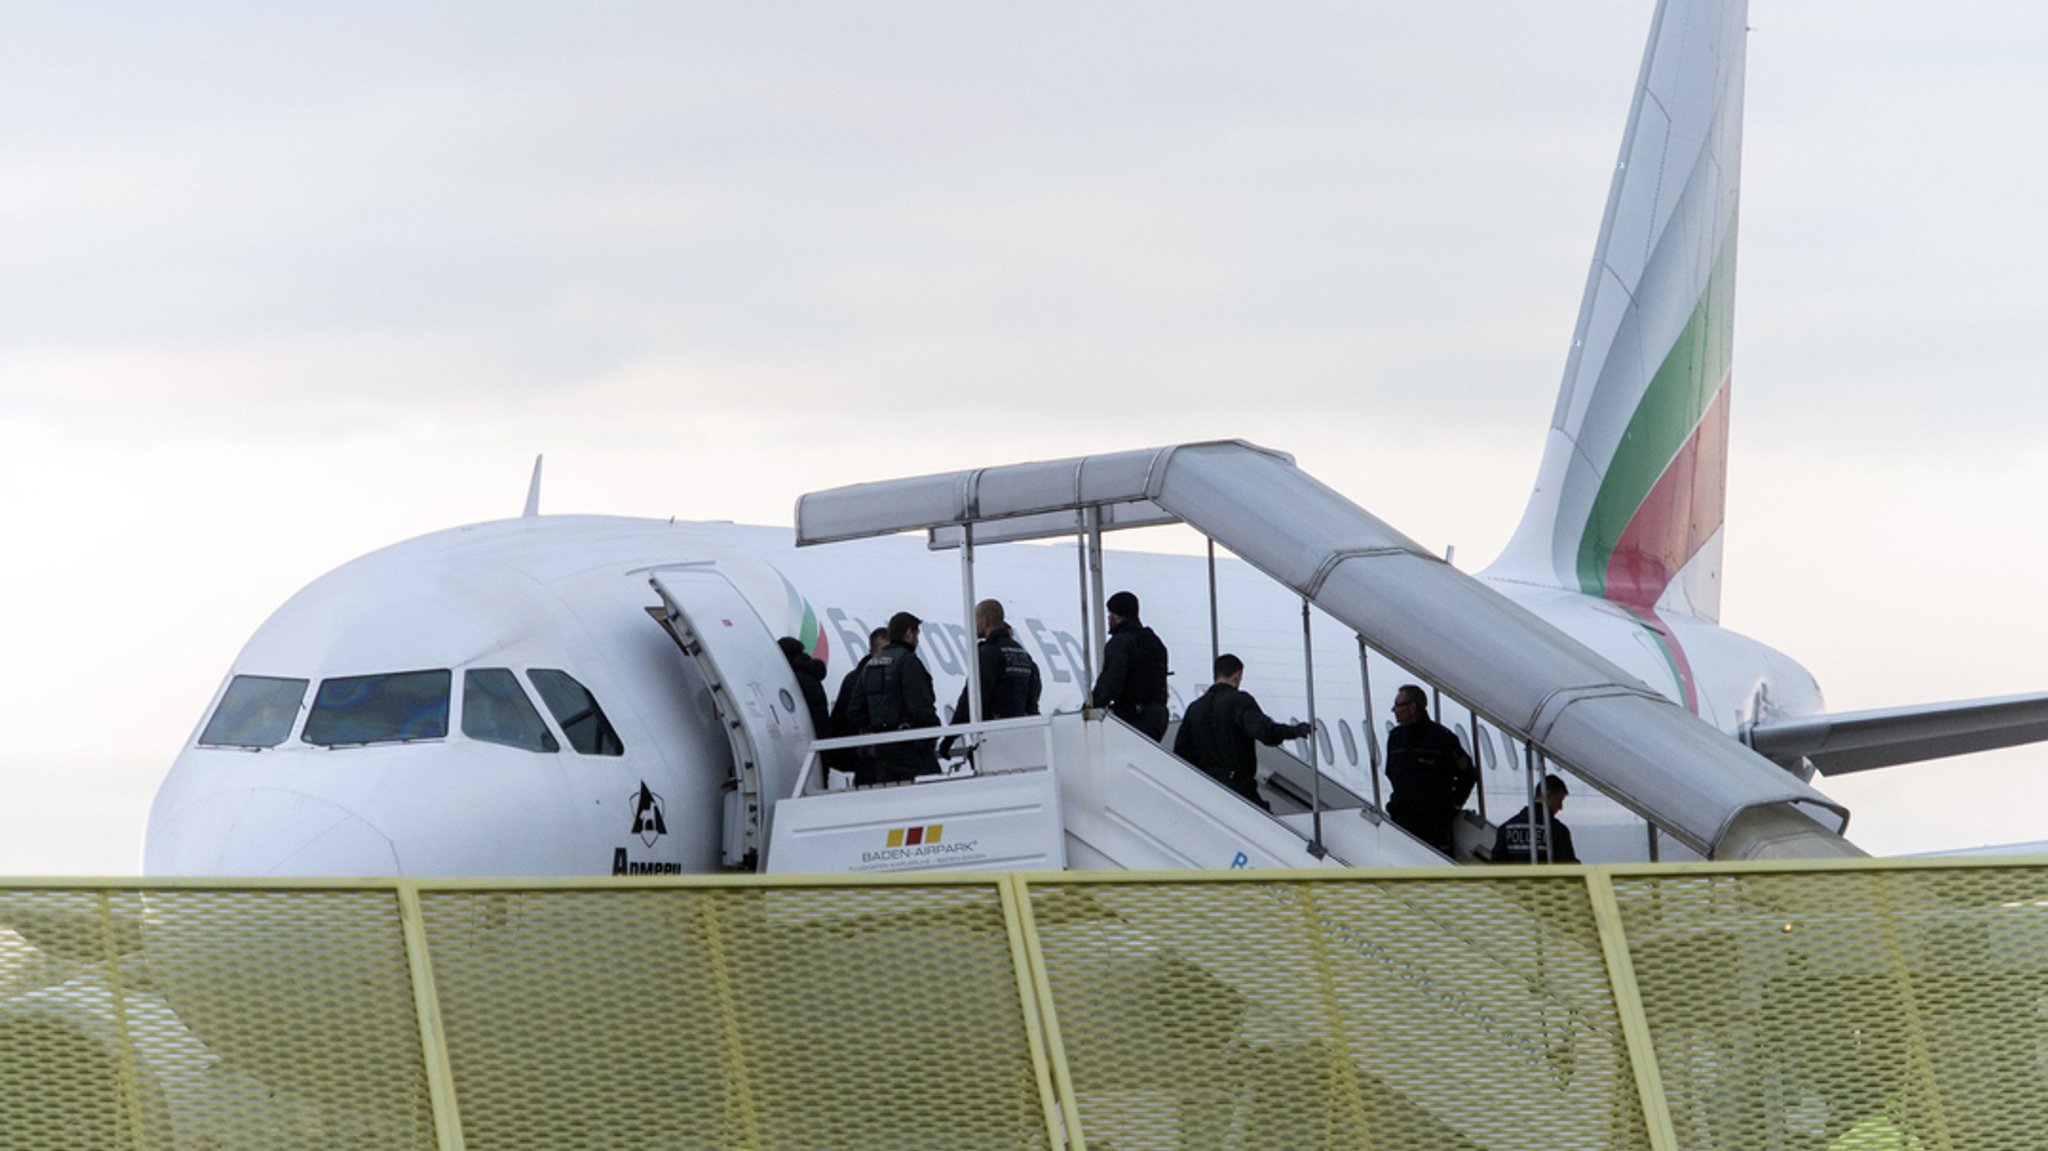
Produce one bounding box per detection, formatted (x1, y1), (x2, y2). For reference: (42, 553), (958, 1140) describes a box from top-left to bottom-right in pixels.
(1384, 683), (1478, 855)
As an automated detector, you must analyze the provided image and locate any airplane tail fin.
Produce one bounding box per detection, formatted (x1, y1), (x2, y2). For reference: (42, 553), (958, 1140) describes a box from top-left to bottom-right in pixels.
(1485, 0), (1746, 624)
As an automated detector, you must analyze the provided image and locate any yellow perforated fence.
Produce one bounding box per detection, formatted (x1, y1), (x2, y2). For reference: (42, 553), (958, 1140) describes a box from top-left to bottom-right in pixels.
(2, 861), (2045, 1150)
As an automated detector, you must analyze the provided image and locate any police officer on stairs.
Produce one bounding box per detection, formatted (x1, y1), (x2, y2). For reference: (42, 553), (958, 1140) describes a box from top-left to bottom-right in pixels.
(1491, 774), (1579, 864)
(943, 599), (1042, 757)
(777, 636), (832, 738)
(1089, 590), (1171, 741)
(1384, 683), (1479, 855)
(824, 627), (888, 785)
(1173, 653), (1313, 811)
(845, 612), (941, 784)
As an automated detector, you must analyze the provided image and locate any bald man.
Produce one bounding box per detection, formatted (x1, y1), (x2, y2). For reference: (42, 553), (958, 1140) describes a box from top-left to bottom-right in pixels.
(949, 598), (1042, 725)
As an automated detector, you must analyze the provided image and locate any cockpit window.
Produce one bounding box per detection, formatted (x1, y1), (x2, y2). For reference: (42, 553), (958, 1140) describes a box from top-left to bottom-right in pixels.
(526, 669), (624, 756)
(463, 668), (559, 753)
(198, 675), (308, 749)
(304, 670), (451, 747)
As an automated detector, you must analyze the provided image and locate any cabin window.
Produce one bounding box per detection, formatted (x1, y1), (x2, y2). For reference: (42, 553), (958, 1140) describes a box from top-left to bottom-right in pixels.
(304, 670), (451, 746)
(1337, 719), (1358, 766)
(198, 675), (308, 749)
(527, 669), (625, 756)
(1314, 720), (1334, 764)
(463, 668), (559, 753)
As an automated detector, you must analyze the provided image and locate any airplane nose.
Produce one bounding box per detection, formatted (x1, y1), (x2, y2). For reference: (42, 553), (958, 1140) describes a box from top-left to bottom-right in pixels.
(145, 789), (400, 877)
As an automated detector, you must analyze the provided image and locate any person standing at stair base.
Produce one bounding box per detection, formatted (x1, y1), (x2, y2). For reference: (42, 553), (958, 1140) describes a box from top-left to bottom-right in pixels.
(1173, 654), (1313, 811)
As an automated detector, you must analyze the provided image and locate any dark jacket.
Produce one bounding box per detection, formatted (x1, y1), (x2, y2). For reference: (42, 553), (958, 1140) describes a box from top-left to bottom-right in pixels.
(1491, 805), (1578, 864)
(1384, 717), (1478, 854)
(950, 626), (1043, 723)
(1091, 617), (1170, 739)
(823, 654), (872, 779)
(783, 648), (831, 736)
(1173, 681), (1310, 807)
(829, 655), (870, 737)
(845, 642), (940, 783)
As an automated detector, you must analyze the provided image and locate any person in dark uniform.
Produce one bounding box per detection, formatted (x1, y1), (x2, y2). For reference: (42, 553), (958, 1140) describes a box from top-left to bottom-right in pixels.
(826, 627), (889, 784)
(942, 599), (1042, 758)
(1384, 683), (1478, 855)
(777, 636), (831, 737)
(949, 599), (1043, 722)
(1173, 654), (1313, 811)
(1491, 774), (1579, 863)
(830, 628), (889, 731)
(1089, 590), (1170, 741)
(844, 612), (941, 784)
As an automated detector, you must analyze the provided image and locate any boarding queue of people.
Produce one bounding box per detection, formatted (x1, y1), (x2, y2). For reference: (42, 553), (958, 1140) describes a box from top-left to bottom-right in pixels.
(800, 591), (1159, 788)
(800, 599), (1052, 787)
(789, 588), (1577, 863)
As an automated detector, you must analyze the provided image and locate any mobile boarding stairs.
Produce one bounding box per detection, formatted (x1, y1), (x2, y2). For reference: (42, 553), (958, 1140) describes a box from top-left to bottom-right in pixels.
(748, 441), (1859, 874)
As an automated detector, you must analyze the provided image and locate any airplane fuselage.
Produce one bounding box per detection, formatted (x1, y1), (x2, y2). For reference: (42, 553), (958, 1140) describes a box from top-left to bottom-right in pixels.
(145, 513), (1826, 876)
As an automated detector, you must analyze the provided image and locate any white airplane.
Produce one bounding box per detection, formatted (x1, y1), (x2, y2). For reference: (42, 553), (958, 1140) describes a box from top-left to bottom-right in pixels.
(143, 0), (2048, 879)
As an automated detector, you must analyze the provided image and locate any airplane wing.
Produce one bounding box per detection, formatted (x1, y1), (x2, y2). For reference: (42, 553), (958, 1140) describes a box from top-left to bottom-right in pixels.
(1745, 691), (2048, 776)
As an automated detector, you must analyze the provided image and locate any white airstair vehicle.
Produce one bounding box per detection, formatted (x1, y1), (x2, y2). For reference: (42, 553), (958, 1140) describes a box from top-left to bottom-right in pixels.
(640, 441), (1861, 878)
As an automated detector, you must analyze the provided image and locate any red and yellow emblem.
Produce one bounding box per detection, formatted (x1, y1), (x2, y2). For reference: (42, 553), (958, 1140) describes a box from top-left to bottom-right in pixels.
(885, 825), (943, 848)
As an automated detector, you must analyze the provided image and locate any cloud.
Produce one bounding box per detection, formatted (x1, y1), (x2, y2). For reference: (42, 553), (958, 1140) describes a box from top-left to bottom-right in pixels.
(0, 0), (1651, 442)
(3, 1), (2047, 871)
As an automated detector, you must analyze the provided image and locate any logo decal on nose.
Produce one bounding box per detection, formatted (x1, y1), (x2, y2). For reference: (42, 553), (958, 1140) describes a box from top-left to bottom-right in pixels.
(630, 781), (668, 847)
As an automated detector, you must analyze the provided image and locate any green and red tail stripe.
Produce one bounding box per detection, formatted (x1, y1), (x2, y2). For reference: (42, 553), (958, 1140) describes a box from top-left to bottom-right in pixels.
(1575, 235), (1736, 611)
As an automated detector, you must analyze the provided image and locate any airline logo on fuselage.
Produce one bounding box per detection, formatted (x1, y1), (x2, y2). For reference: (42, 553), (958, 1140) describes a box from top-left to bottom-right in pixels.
(612, 781), (682, 875)
(630, 781), (668, 846)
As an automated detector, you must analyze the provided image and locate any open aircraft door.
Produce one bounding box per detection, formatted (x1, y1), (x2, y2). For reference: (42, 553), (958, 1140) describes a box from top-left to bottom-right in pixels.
(649, 567), (815, 869)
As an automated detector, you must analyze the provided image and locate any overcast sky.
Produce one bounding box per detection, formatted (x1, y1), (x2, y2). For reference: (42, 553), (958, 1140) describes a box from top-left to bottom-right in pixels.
(3, 1), (2044, 873)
